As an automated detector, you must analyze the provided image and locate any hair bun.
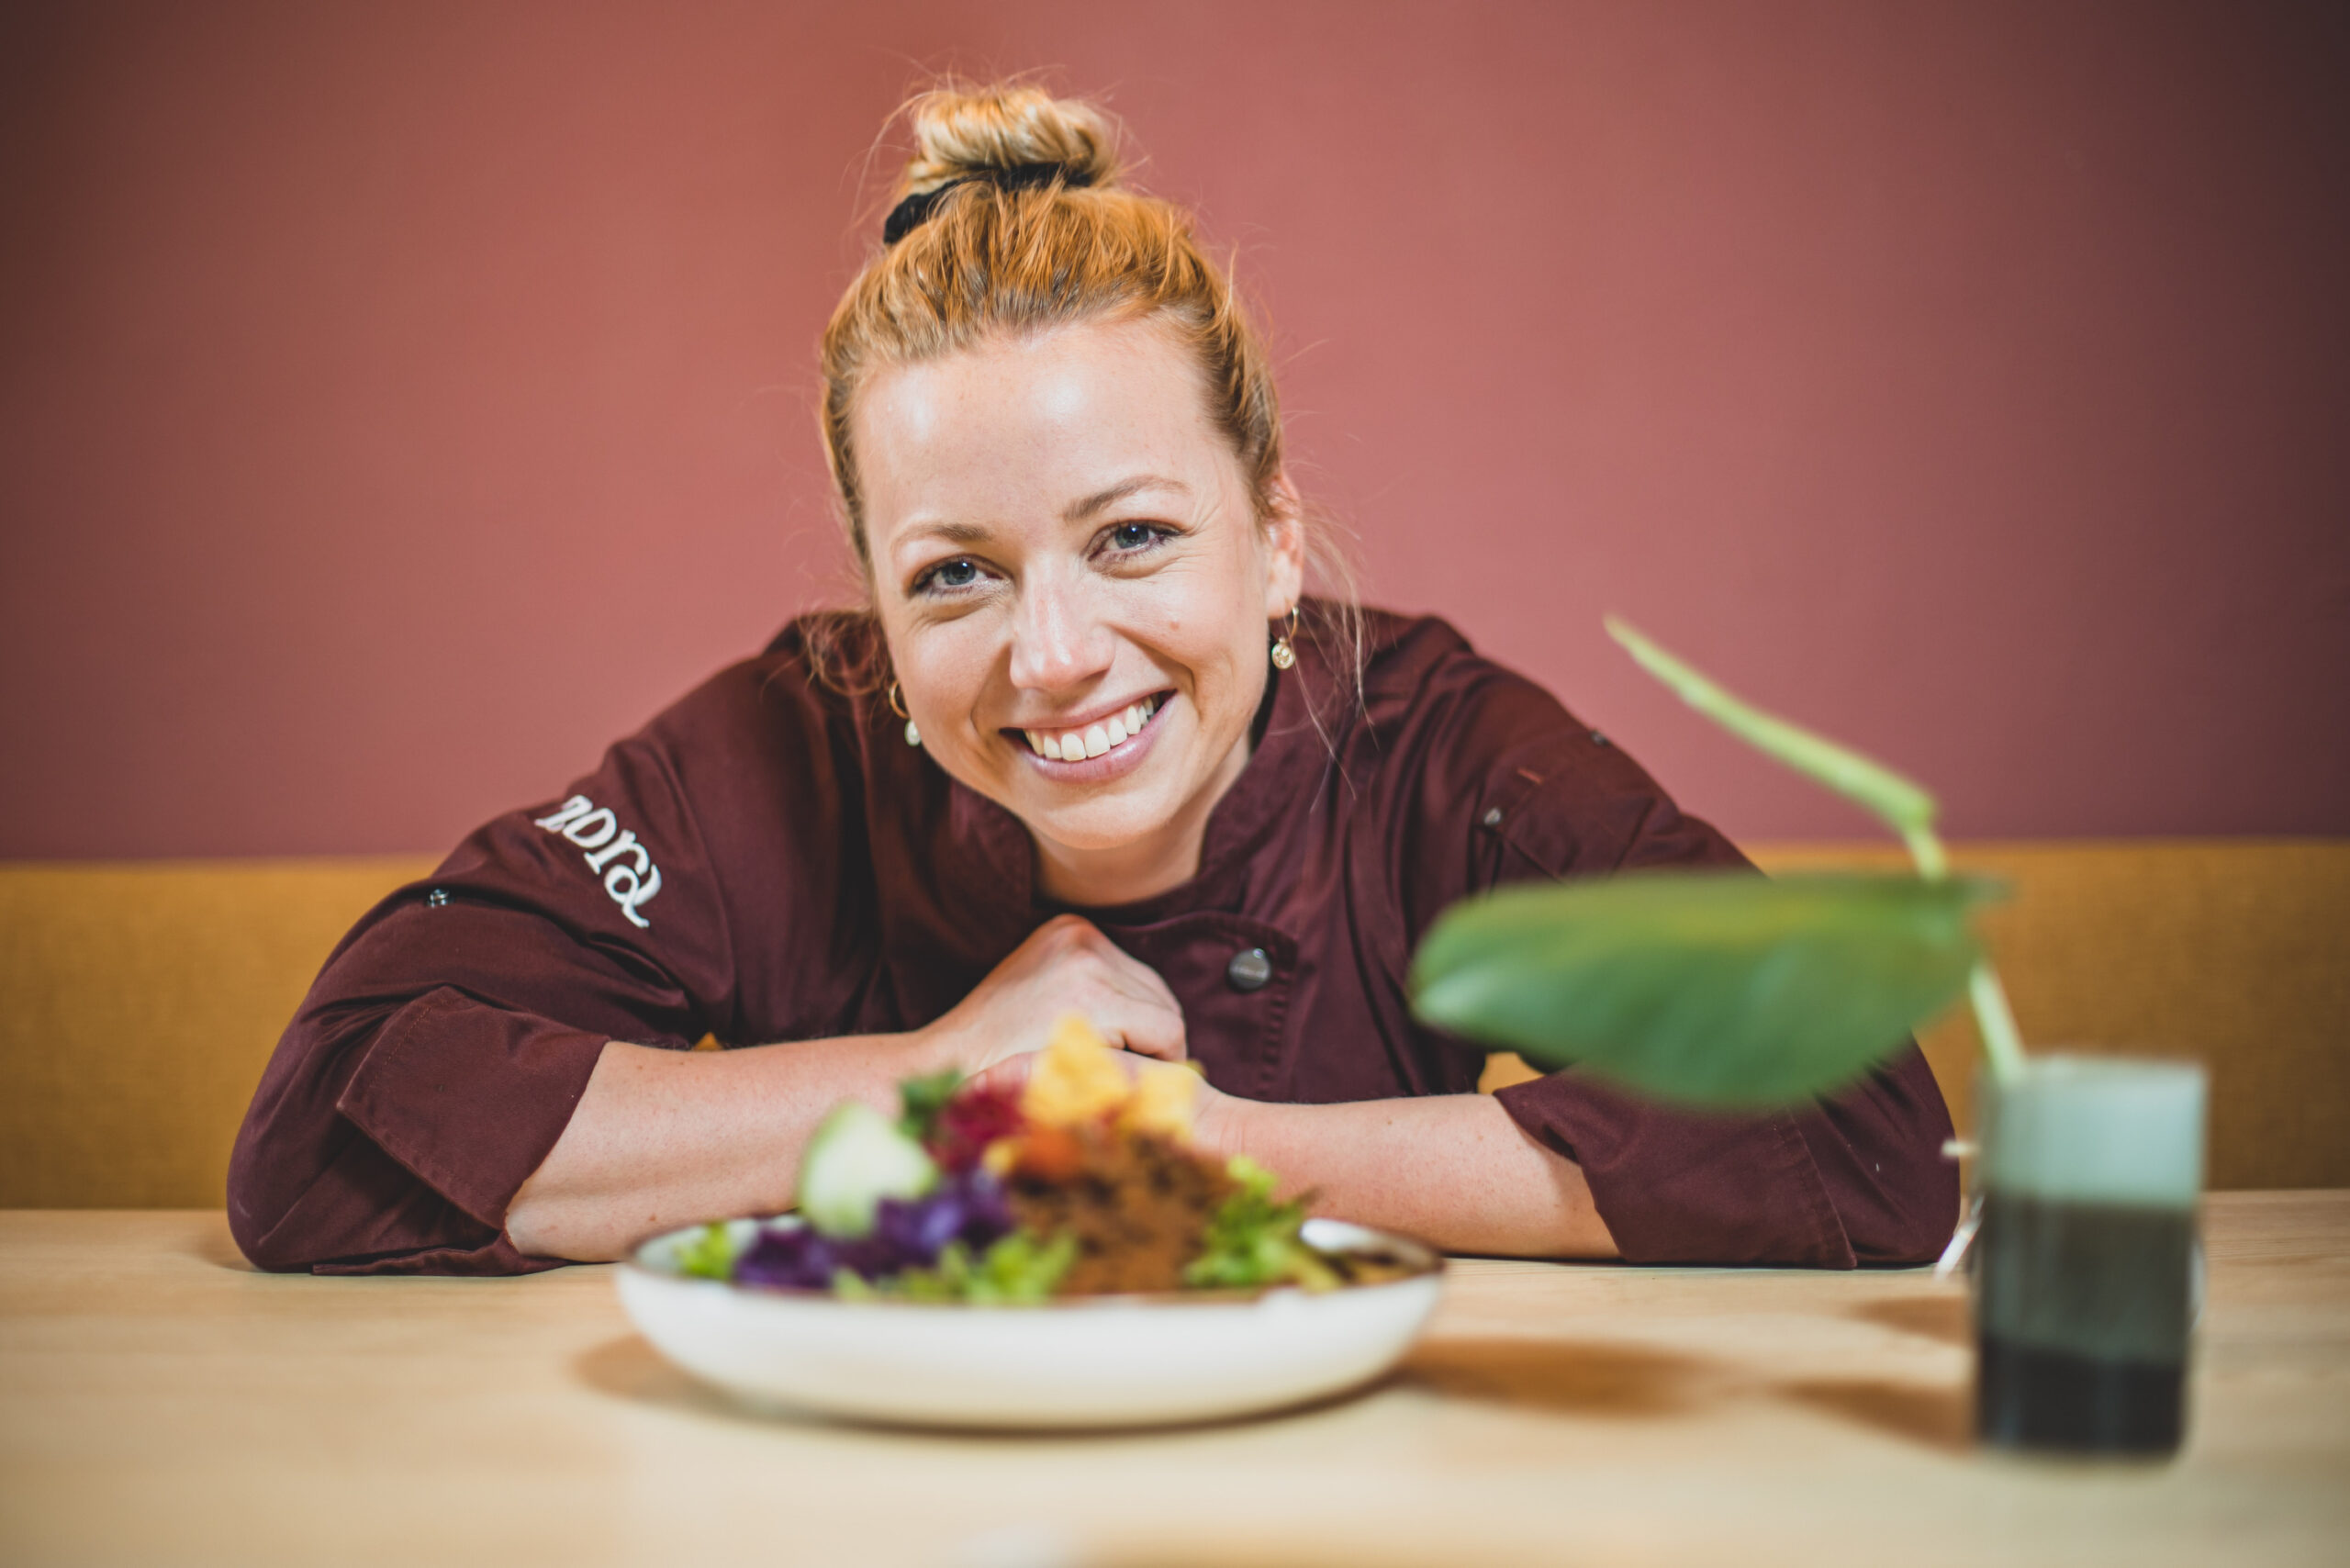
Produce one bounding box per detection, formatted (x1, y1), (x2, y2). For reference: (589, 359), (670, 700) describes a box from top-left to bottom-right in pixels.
(899, 84), (1121, 197)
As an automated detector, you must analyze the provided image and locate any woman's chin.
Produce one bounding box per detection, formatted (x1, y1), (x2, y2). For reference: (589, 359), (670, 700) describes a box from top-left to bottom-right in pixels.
(1013, 789), (1183, 863)
(959, 699), (1246, 898)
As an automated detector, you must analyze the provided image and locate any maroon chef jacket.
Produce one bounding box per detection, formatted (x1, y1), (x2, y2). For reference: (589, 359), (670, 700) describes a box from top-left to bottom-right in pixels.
(228, 607), (1958, 1276)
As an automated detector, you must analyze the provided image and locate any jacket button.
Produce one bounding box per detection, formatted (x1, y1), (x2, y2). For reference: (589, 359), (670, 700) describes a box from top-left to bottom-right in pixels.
(1225, 947), (1273, 992)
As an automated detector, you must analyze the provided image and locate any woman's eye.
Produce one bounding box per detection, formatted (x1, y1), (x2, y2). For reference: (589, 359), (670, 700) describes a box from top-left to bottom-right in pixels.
(919, 558), (980, 593)
(1109, 522), (1161, 552)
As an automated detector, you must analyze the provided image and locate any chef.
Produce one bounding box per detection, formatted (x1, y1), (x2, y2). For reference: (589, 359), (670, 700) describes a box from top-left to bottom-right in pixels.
(229, 84), (1955, 1276)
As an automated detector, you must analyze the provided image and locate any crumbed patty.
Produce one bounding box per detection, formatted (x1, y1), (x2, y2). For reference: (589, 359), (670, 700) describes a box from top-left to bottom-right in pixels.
(1004, 1127), (1235, 1295)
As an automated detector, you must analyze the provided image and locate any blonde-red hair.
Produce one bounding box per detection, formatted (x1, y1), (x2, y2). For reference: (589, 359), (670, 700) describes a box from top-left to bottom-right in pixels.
(810, 83), (1356, 692)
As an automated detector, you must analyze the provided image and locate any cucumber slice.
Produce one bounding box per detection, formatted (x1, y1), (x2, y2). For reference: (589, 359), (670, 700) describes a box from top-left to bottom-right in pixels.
(799, 1101), (938, 1238)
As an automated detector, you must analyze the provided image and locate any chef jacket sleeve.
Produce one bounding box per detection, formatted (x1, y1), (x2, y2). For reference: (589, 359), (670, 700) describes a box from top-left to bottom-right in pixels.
(1412, 653), (1960, 1268)
(228, 707), (751, 1276)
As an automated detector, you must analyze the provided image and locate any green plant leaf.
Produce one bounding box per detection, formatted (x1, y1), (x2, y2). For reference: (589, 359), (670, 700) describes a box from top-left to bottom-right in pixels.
(1606, 618), (1940, 841)
(1411, 870), (2002, 1108)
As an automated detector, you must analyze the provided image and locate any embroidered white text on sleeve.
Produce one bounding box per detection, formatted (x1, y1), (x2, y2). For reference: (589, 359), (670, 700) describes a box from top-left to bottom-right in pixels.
(532, 795), (663, 928)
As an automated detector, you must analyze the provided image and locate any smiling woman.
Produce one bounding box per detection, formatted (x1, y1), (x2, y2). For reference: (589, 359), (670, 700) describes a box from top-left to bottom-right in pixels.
(226, 83), (1957, 1277)
(861, 321), (1296, 909)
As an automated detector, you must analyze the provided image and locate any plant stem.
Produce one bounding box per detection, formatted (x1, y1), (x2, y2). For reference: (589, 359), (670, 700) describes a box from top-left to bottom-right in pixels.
(1966, 962), (2029, 1084)
(1606, 618), (2029, 1087)
(1899, 825), (1948, 881)
(1903, 823), (2025, 1086)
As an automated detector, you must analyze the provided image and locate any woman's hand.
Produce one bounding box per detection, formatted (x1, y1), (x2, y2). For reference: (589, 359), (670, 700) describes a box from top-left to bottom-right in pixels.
(917, 914), (1188, 1073)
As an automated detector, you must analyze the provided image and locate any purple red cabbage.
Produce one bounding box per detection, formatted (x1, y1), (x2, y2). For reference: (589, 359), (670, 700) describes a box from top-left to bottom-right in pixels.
(731, 1168), (1015, 1292)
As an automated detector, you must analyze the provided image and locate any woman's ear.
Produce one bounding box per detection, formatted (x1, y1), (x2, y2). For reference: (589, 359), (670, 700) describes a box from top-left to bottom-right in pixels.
(1260, 471), (1307, 616)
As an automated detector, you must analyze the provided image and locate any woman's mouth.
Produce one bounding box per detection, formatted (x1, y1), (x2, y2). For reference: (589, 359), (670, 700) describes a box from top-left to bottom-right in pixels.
(1018, 694), (1165, 763)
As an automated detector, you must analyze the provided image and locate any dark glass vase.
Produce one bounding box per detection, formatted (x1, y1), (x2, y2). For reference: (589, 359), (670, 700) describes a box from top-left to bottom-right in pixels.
(1974, 1056), (2205, 1457)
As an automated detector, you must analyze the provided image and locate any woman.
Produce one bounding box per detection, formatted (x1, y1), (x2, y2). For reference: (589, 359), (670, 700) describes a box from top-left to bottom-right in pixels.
(229, 84), (1955, 1276)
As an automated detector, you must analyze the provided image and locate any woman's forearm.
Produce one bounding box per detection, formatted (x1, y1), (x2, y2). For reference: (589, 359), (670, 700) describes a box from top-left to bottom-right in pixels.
(505, 917), (1199, 1264)
(504, 1032), (947, 1263)
(1199, 1093), (1620, 1260)
(507, 1040), (1618, 1265)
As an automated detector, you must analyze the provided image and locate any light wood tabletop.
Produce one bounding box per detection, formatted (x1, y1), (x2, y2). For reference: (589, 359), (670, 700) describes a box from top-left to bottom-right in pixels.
(3, 1193), (2344, 1568)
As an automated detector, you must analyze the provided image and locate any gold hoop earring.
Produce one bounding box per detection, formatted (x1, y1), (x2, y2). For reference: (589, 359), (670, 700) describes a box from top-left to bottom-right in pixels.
(1269, 607), (1301, 671)
(887, 681), (921, 747)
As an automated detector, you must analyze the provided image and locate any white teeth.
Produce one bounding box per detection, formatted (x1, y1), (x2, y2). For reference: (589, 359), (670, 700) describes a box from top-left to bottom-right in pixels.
(1024, 697), (1165, 761)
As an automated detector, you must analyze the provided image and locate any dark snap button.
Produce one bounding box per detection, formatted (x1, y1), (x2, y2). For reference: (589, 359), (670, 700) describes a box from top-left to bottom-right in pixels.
(1225, 947), (1274, 992)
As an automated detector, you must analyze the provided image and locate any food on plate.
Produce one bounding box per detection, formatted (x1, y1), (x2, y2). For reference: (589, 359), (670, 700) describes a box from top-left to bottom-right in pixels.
(674, 1015), (1414, 1302)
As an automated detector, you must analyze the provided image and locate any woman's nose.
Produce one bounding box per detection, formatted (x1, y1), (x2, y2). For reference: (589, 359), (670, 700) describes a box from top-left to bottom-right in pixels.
(1007, 575), (1113, 693)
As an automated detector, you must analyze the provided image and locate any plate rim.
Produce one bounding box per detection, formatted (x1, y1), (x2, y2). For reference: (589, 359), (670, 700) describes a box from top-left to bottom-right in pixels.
(621, 1212), (1445, 1311)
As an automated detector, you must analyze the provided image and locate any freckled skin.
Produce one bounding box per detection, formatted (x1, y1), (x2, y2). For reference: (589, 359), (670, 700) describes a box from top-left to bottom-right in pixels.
(853, 318), (1304, 909)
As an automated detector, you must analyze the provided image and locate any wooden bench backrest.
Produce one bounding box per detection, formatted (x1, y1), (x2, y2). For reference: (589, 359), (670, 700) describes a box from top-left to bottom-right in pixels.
(6, 842), (2344, 1207)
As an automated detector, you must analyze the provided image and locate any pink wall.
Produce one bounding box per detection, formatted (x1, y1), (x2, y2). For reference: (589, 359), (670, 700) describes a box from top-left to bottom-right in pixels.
(5, 1), (2345, 858)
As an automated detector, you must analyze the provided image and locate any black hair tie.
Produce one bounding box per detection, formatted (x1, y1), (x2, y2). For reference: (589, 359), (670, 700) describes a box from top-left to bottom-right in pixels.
(883, 162), (1092, 245)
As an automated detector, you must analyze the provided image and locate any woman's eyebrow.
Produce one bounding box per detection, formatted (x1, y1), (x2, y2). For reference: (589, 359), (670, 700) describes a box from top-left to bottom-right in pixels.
(897, 520), (992, 552)
(1063, 476), (1191, 522)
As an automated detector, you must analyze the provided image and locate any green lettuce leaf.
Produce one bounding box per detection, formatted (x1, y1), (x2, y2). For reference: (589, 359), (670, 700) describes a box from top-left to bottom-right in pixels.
(841, 1230), (1079, 1305)
(1184, 1157), (1340, 1293)
(673, 1221), (737, 1282)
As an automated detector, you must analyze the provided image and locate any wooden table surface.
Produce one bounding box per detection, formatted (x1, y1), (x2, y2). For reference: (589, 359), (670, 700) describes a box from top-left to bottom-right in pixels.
(3, 1193), (2344, 1568)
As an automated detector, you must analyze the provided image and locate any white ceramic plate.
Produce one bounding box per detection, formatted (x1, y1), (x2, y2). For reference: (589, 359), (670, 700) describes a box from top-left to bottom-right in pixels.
(617, 1216), (1444, 1429)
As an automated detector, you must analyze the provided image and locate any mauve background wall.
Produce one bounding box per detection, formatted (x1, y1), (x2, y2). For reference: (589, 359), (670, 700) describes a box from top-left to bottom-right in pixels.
(4, 1), (2344, 860)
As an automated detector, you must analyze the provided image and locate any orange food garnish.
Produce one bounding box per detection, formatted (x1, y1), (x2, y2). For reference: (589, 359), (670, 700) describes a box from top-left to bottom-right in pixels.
(1022, 1014), (1132, 1127)
(1012, 1125), (1085, 1182)
(1121, 1059), (1199, 1140)
(1019, 1012), (1201, 1142)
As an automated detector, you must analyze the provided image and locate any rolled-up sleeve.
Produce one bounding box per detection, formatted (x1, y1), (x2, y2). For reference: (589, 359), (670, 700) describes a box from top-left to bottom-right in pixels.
(333, 991), (613, 1244)
(229, 723), (733, 1274)
(1495, 1050), (1956, 1267)
(1412, 649), (1959, 1267)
